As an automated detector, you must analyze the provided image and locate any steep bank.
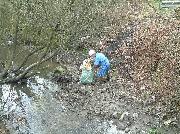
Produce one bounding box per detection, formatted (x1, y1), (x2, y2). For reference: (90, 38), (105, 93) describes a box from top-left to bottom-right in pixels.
(52, 51), (179, 134)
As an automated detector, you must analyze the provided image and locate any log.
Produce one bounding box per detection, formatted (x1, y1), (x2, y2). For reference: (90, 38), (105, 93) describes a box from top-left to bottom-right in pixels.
(0, 48), (60, 84)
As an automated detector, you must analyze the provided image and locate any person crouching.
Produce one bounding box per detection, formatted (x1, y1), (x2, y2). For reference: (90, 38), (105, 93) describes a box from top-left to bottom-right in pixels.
(88, 49), (110, 83)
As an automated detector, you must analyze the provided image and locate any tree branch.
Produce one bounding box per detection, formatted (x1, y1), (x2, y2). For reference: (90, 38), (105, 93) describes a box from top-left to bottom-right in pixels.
(1, 48), (60, 83)
(12, 46), (45, 73)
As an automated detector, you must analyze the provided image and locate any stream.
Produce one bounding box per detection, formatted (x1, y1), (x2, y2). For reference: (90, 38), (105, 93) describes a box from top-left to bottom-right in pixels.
(0, 45), (122, 134)
(0, 76), (123, 134)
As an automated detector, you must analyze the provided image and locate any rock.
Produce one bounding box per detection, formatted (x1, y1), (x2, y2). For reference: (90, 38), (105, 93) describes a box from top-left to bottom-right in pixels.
(163, 118), (177, 126)
(112, 112), (123, 119)
(144, 96), (156, 106)
(81, 86), (86, 90)
(112, 112), (117, 118)
(120, 112), (130, 121)
(132, 113), (138, 119)
(125, 127), (130, 133)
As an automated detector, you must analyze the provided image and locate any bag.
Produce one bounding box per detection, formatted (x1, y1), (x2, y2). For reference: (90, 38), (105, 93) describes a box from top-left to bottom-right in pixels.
(80, 59), (94, 84)
(80, 68), (94, 84)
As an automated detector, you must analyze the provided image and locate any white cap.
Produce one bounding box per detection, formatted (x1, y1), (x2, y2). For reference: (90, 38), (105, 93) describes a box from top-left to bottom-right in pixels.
(88, 49), (96, 56)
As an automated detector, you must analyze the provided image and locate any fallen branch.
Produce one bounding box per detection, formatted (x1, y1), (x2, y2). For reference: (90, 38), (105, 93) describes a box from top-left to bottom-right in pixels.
(1, 48), (60, 84)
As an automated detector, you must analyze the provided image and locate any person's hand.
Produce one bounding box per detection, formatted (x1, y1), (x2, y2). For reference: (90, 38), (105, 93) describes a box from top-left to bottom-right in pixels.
(79, 64), (83, 70)
(94, 67), (98, 75)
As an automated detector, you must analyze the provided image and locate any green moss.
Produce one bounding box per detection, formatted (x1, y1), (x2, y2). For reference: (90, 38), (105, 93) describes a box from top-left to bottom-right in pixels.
(82, 48), (88, 55)
(148, 128), (161, 134)
(54, 66), (67, 75)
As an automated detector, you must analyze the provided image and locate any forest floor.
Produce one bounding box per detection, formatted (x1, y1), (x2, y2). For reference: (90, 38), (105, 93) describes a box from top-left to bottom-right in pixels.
(52, 51), (180, 134)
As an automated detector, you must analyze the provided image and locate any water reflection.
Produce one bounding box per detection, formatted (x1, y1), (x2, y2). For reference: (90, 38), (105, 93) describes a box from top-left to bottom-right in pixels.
(1, 84), (31, 133)
(0, 76), (120, 134)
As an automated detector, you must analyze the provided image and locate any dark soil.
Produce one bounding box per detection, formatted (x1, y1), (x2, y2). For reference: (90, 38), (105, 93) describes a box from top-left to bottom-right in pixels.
(51, 51), (180, 134)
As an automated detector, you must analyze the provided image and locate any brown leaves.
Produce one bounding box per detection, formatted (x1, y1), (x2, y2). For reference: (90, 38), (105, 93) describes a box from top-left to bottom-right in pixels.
(102, 13), (179, 104)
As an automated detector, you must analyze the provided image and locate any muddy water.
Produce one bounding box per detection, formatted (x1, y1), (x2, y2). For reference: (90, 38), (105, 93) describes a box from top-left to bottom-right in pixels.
(0, 76), (123, 134)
